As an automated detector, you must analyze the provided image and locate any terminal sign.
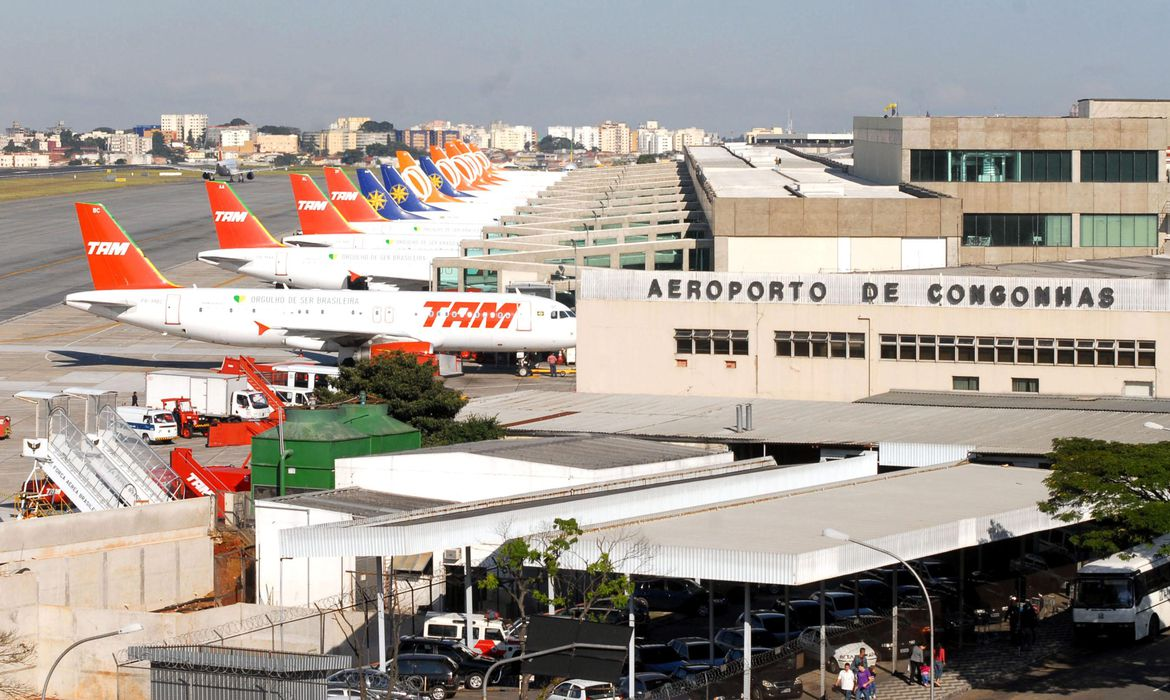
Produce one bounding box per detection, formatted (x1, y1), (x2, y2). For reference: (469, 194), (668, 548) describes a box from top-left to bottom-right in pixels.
(645, 277), (1117, 309)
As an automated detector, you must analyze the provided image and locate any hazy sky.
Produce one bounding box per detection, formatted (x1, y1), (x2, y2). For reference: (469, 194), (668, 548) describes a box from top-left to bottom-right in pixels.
(3, 0), (1167, 136)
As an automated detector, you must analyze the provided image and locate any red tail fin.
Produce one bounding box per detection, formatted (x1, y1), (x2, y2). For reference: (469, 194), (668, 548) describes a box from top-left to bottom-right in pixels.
(205, 181), (281, 248)
(323, 167), (385, 223)
(288, 174), (360, 235)
(75, 202), (178, 290)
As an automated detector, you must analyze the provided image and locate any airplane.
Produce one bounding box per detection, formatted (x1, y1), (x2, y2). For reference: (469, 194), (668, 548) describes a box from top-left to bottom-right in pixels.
(197, 180), (465, 290)
(65, 203), (577, 364)
(171, 149), (273, 182)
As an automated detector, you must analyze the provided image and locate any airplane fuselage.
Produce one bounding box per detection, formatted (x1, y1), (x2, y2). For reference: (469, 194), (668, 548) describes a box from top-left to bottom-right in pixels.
(65, 288), (576, 357)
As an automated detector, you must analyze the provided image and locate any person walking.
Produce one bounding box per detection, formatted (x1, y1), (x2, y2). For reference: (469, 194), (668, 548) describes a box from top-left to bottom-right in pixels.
(1021, 599), (1038, 650)
(131, 391), (139, 407)
(833, 664), (856, 699)
(932, 645), (946, 687)
(851, 647), (869, 673)
(547, 352), (558, 377)
(856, 662), (875, 700)
(908, 643), (924, 685)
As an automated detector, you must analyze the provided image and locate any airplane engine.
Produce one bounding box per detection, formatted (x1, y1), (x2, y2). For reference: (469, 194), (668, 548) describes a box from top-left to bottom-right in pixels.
(344, 340), (434, 365)
(246, 171), (255, 180)
(202, 172), (212, 180)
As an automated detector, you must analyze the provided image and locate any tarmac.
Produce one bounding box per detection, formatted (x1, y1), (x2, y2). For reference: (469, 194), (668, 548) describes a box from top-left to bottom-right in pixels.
(0, 178), (574, 514)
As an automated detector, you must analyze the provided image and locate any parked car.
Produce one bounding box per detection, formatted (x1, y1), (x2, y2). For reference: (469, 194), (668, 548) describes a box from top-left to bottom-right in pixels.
(616, 672), (672, 700)
(713, 627), (780, 655)
(773, 599), (834, 630)
(668, 637), (724, 666)
(736, 612), (802, 643)
(635, 579), (724, 616)
(796, 626), (876, 674)
(391, 654), (461, 700)
(635, 643), (690, 678)
(547, 679), (617, 700)
(809, 591), (875, 620)
(325, 669), (421, 700)
(397, 636), (499, 689)
(838, 578), (893, 612)
(422, 613), (507, 657)
(589, 596), (650, 625)
(699, 650), (802, 700)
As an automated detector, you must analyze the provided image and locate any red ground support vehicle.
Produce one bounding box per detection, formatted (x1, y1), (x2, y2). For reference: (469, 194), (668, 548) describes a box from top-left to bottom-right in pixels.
(160, 397), (209, 439)
(0, 415), (10, 439)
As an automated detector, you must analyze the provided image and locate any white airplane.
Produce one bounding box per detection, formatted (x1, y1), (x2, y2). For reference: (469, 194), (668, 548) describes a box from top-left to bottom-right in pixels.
(65, 203), (577, 364)
(197, 180), (468, 290)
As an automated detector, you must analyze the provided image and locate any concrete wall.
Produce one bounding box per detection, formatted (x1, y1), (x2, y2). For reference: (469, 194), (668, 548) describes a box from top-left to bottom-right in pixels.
(723, 237), (946, 273)
(334, 449), (734, 502)
(254, 502), (355, 607)
(0, 498), (215, 612)
(576, 297), (1165, 401)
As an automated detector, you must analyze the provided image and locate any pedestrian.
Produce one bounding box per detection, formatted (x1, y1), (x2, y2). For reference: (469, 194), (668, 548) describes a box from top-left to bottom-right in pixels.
(131, 391), (139, 407)
(833, 664), (856, 699)
(908, 643), (924, 685)
(1021, 599), (1038, 650)
(856, 662), (875, 700)
(851, 647), (868, 673)
(932, 645), (946, 687)
(547, 352), (558, 377)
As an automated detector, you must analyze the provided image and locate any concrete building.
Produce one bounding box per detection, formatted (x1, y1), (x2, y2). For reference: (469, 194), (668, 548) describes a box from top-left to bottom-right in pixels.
(852, 102), (1170, 265)
(489, 121), (534, 152)
(255, 132), (299, 153)
(673, 127), (710, 151)
(547, 125), (574, 140)
(746, 129), (853, 153)
(320, 116), (371, 154)
(638, 126), (674, 154)
(573, 258), (1170, 400)
(160, 113), (207, 143)
(599, 120), (632, 154)
(0, 152), (49, 167)
(575, 125), (600, 151)
(454, 123), (488, 147)
(105, 131), (150, 155)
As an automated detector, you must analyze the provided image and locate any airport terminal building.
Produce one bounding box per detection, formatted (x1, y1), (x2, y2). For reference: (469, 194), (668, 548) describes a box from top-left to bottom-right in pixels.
(576, 258), (1170, 400)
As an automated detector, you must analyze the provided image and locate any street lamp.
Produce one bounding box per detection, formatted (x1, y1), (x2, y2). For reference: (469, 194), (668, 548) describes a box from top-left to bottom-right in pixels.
(822, 528), (934, 700)
(42, 623), (143, 700)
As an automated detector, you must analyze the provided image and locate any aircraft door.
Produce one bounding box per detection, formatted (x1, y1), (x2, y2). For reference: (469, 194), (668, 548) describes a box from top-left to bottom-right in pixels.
(276, 250), (288, 276)
(373, 307), (382, 324)
(516, 302), (532, 331)
(165, 294), (181, 325)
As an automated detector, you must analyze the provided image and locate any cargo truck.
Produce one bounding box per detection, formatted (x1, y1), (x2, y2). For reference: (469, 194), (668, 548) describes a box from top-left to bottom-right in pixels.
(145, 370), (273, 423)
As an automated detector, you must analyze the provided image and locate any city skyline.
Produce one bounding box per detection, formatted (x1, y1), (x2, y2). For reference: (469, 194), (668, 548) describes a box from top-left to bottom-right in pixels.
(1, 0), (1167, 134)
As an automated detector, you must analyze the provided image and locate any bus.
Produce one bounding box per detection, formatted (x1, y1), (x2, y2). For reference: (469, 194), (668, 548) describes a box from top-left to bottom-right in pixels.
(1072, 534), (1170, 643)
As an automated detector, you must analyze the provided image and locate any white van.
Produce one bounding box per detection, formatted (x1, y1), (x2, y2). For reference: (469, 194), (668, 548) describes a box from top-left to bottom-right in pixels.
(421, 613), (507, 656)
(273, 386), (316, 409)
(116, 406), (179, 443)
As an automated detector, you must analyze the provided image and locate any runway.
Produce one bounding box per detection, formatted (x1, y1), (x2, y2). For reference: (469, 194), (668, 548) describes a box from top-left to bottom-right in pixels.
(0, 174), (306, 321)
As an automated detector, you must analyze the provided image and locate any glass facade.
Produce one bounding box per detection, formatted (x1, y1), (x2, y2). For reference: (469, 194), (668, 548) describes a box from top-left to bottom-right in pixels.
(962, 214), (1071, 247)
(1080, 151), (1159, 183)
(1080, 215), (1158, 247)
(911, 150), (1071, 182)
(879, 334), (1154, 367)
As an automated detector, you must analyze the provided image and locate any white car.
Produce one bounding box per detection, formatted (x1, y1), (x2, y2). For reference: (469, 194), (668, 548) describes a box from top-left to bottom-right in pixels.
(796, 626), (876, 673)
(547, 679), (617, 700)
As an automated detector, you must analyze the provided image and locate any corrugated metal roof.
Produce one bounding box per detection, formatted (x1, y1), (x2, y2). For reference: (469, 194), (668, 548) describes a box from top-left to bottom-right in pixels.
(860, 390), (1170, 413)
(265, 487), (453, 518)
(461, 390), (1170, 456)
(568, 462), (1062, 585)
(386, 434), (726, 470)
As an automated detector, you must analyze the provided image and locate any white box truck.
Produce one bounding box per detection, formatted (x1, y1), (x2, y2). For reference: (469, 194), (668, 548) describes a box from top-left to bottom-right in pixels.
(145, 370), (273, 422)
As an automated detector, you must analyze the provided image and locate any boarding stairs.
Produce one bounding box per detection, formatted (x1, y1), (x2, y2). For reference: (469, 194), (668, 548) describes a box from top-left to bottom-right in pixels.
(207, 356), (289, 447)
(44, 408), (124, 512)
(94, 405), (184, 502)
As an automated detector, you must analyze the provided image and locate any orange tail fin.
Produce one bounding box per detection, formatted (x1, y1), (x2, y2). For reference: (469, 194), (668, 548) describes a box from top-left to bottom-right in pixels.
(288, 174), (361, 235)
(322, 167), (385, 223)
(205, 181), (282, 248)
(75, 202), (178, 290)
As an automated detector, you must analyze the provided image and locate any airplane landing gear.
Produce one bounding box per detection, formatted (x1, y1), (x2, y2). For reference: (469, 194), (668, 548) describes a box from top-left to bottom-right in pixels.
(516, 352), (531, 377)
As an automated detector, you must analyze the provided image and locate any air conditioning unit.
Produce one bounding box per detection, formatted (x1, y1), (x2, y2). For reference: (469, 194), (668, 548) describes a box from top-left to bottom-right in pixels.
(442, 549), (461, 565)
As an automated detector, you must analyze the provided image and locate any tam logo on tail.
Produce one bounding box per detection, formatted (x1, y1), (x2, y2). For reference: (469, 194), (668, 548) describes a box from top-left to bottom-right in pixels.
(86, 241), (130, 256)
(214, 211), (248, 223)
(297, 200), (328, 211)
(330, 191), (358, 201)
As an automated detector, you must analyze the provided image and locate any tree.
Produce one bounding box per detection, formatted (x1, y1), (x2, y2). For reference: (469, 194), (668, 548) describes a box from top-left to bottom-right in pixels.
(538, 136), (574, 153)
(359, 120), (395, 133)
(273, 153), (299, 167)
(365, 142), (393, 158)
(114, 158), (128, 165)
(2, 141), (25, 153)
(339, 148), (367, 165)
(0, 628), (35, 699)
(1040, 438), (1170, 556)
(319, 351), (505, 446)
(259, 125), (301, 136)
(150, 131), (169, 156)
(636, 154), (657, 164)
(227, 117), (249, 126)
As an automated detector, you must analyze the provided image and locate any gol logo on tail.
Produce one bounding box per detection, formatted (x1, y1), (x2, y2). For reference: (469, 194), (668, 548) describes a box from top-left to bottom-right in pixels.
(87, 241), (130, 255)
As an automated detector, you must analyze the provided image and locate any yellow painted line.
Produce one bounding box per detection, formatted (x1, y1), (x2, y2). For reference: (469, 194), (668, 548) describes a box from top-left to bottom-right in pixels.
(213, 274), (248, 287)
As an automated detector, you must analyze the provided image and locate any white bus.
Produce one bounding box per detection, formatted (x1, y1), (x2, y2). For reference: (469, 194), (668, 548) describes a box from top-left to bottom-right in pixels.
(1072, 534), (1170, 643)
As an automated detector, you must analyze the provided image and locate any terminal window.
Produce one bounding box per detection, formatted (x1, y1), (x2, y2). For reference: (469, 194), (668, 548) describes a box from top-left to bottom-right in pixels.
(774, 331), (865, 358)
(911, 150), (1071, 183)
(1080, 150), (1159, 183)
(1079, 215), (1158, 247)
(952, 376), (980, 391)
(1012, 378), (1040, 393)
(880, 334), (1154, 367)
(675, 329), (749, 356)
(962, 214), (1071, 247)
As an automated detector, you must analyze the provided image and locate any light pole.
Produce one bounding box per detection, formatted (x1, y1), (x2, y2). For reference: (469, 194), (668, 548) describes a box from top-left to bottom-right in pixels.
(823, 528), (934, 700)
(42, 623), (143, 700)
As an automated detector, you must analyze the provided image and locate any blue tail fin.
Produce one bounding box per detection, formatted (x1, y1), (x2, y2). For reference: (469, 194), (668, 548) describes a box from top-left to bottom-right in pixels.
(379, 164), (444, 212)
(421, 157), (474, 198)
(356, 168), (426, 220)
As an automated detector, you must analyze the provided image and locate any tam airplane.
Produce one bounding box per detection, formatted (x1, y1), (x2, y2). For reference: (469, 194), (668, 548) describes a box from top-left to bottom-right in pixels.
(197, 181), (470, 290)
(65, 203), (577, 363)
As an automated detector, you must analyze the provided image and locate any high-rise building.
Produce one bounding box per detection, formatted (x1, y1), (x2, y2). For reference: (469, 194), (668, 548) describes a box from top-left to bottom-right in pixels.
(672, 127), (708, 152)
(574, 126), (600, 151)
(160, 114), (208, 143)
(547, 126), (574, 140)
(454, 124), (488, 147)
(321, 116), (371, 154)
(599, 121), (632, 154)
(489, 122), (534, 152)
